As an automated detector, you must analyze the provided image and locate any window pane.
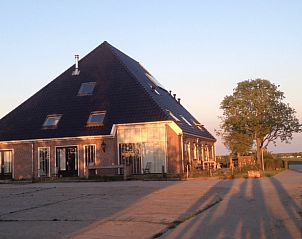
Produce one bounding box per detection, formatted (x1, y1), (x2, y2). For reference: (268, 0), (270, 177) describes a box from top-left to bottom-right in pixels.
(78, 82), (96, 96)
(43, 115), (62, 128)
(3, 151), (12, 174)
(87, 112), (106, 126)
(39, 148), (49, 177)
(85, 145), (95, 165)
(57, 148), (66, 170)
(180, 116), (192, 126)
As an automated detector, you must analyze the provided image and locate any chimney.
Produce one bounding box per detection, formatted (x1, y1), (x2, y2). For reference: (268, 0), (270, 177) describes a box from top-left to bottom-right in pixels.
(177, 98), (181, 104)
(72, 55), (80, 76)
(75, 55), (79, 69)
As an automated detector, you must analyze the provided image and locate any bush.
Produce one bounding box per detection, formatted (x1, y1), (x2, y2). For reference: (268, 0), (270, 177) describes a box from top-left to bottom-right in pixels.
(264, 158), (284, 170)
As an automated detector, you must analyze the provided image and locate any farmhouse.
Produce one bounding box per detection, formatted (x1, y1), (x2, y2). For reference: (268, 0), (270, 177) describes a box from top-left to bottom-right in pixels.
(0, 41), (216, 180)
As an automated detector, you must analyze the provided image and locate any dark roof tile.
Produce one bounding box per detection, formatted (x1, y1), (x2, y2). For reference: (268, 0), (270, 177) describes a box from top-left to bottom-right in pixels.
(0, 41), (215, 141)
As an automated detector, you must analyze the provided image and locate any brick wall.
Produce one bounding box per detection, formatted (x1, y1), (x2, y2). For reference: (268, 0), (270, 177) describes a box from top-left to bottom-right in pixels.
(0, 136), (118, 180)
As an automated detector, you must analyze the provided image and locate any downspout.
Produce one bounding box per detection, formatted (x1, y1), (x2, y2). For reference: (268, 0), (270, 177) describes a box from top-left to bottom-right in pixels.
(31, 142), (34, 180)
(180, 134), (184, 175)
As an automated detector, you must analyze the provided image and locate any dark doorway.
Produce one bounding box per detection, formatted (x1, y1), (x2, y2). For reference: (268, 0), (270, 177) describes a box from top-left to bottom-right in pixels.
(0, 150), (13, 179)
(56, 146), (78, 177)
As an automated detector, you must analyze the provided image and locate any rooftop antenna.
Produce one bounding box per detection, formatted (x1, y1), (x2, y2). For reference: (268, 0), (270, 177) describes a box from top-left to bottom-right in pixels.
(72, 55), (80, 76)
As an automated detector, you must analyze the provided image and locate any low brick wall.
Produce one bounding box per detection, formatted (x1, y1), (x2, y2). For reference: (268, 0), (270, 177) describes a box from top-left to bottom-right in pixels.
(247, 170), (261, 178)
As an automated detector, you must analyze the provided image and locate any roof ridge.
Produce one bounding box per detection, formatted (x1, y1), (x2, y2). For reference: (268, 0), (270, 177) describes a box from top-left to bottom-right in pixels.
(105, 42), (170, 121)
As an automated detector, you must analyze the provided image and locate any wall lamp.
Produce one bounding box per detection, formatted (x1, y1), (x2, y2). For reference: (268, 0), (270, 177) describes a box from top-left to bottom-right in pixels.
(101, 141), (106, 152)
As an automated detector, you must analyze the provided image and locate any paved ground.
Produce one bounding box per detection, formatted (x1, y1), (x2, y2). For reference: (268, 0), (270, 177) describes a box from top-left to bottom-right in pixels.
(0, 167), (301, 239)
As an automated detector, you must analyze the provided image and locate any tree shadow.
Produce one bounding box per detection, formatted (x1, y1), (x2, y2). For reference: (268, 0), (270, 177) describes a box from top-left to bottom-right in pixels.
(162, 174), (300, 239)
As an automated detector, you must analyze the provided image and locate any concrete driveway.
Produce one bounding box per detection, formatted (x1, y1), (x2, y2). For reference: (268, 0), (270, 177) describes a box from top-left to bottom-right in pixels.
(0, 167), (301, 239)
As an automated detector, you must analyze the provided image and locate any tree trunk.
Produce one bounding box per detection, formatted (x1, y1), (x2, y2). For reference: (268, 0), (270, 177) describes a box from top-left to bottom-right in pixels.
(256, 137), (262, 168)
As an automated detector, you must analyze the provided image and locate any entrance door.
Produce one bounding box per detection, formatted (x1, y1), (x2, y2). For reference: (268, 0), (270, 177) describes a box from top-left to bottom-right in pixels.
(56, 146), (78, 177)
(0, 150), (13, 179)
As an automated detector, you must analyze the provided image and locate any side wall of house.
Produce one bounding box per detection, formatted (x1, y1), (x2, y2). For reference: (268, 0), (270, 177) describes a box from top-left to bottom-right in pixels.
(0, 137), (118, 180)
(0, 142), (33, 180)
(166, 125), (182, 174)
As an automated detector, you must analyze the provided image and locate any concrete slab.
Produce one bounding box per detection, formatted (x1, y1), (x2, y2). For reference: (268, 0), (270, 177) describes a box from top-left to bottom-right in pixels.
(0, 168), (301, 239)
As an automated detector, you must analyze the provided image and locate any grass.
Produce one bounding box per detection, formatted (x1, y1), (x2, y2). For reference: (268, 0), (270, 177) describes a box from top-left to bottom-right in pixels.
(189, 166), (285, 180)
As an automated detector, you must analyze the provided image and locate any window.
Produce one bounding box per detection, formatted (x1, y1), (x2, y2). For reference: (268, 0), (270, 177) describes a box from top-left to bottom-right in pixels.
(180, 115), (192, 126)
(78, 82), (96, 96)
(38, 147), (50, 177)
(149, 84), (160, 95)
(0, 150), (13, 177)
(87, 111), (106, 126)
(193, 143), (197, 160)
(139, 63), (166, 89)
(166, 110), (180, 122)
(193, 121), (204, 131)
(43, 114), (62, 128)
(84, 145), (96, 166)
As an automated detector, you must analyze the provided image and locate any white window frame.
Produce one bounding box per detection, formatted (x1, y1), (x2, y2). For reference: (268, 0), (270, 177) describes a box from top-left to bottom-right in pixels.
(84, 144), (96, 167)
(38, 147), (50, 177)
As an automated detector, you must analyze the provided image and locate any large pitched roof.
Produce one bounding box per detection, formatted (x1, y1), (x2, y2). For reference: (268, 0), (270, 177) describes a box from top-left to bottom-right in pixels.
(0, 41), (215, 141)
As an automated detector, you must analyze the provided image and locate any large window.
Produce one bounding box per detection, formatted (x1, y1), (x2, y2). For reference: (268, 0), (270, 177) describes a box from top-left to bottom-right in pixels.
(43, 114), (62, 129)
(84, 145), (96, 166)
(87, 111), (106, 126)
(78, 82), (96, 96)
(118, 125), (166, 174)
(38, 147), (50, 177)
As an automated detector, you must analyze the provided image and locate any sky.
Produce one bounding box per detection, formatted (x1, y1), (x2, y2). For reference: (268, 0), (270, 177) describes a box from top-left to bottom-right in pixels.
(0, 0), (301, 155)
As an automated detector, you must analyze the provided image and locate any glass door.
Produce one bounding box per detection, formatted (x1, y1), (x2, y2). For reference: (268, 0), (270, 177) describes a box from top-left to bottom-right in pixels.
(56, 146), (78, 177)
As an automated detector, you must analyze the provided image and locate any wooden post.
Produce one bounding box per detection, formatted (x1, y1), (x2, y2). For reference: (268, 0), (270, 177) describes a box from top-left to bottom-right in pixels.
(123, 165), (127, 181)
(186, 165), (189, 179)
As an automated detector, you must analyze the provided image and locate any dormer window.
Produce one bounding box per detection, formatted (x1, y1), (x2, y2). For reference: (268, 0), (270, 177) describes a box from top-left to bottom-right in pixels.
(87, 111), (106, 127)
(180, 115), (192, 126)
(43, 114), (62, 129)
(166, 110), (180, 122)
(78, 82), (96, 96)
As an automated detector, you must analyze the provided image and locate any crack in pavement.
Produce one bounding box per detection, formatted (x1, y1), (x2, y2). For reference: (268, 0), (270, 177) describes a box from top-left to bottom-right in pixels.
(0, 194), (88, 218)
(0, 187), (57, 199)
(152, 194), (223, 238)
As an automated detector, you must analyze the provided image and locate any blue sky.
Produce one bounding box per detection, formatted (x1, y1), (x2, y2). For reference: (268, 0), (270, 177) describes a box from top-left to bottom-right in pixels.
(0, 1), (301, 154)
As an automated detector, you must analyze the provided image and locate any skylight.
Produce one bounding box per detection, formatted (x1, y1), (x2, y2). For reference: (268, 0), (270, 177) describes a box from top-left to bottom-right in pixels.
(139, 63), (166, 89)
(180, 115), (192, 126)
(78, 82), (96, 96)
(87, 111), (106, 126)
(145, 73), (164, 89)
(43, 114), (62, 129)
(166, 110), (180, 122)
(149, 84), (160, 95)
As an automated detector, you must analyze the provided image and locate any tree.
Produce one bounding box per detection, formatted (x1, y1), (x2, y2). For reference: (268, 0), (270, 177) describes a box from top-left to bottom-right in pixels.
(219, 79), (302, 170)
(216, 129), (253, 157)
